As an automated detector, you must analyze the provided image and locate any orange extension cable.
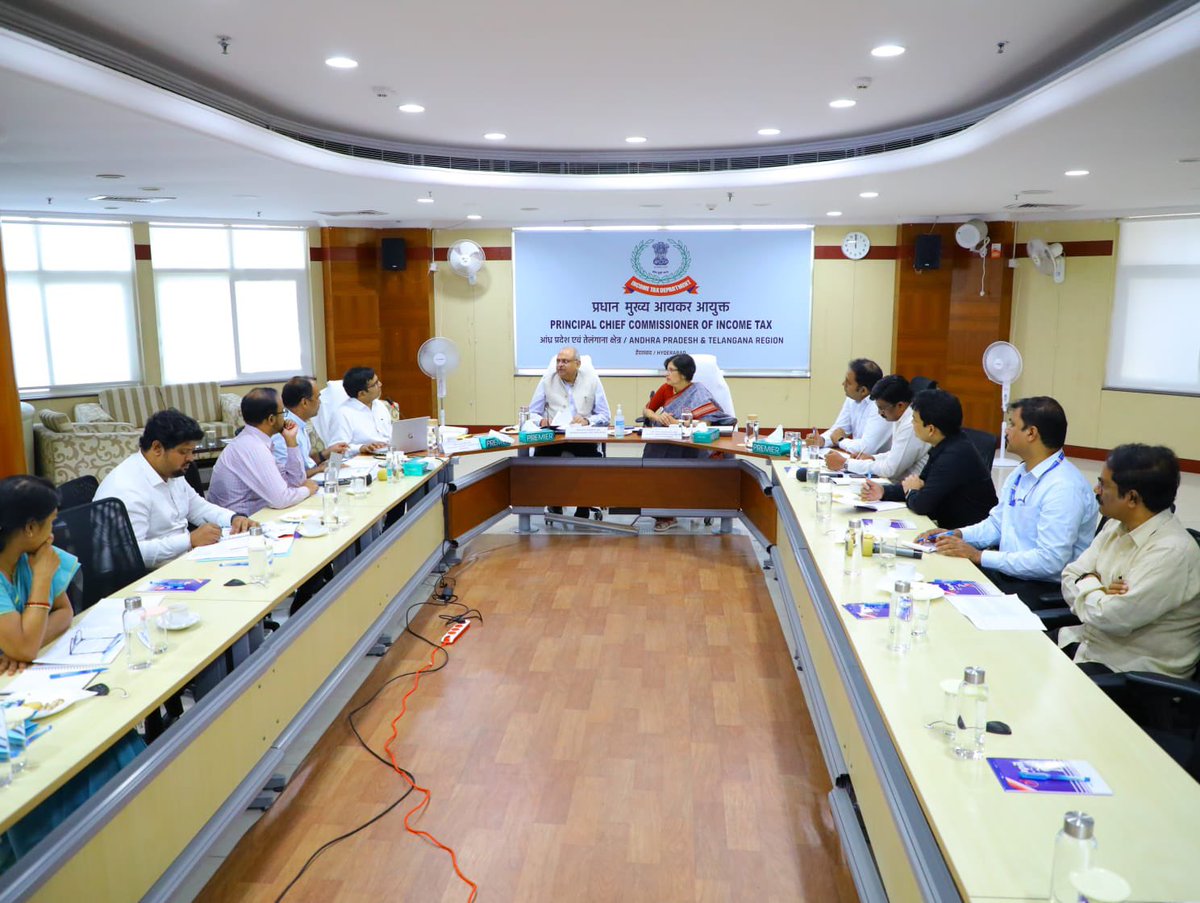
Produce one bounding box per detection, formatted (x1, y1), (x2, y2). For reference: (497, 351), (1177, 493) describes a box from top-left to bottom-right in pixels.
(384, 638), (478, 903)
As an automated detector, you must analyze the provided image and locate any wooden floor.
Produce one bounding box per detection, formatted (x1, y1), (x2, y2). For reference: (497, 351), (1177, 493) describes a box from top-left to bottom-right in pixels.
(196, 532), (858, 902)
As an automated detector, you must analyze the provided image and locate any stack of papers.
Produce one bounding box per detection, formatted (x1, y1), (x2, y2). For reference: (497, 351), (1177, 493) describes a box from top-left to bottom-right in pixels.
(189, 533), (295, 562)
(947, 594), (1044, 631)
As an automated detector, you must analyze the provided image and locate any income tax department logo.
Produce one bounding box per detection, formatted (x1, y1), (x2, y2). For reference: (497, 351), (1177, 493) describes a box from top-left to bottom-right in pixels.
(624, 238), (699, 295)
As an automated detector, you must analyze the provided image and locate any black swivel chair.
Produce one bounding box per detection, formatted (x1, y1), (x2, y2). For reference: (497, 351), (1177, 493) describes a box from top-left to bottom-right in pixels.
(961, 428), (998, 469)
(57, 474), (100, 511)
(910, 376), (939, 394)
(53, 497), (149, 613)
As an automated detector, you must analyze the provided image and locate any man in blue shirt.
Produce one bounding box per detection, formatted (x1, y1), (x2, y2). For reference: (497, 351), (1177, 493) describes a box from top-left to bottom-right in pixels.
(917, 396), (1098, 608)
(272, 376), (349, 477)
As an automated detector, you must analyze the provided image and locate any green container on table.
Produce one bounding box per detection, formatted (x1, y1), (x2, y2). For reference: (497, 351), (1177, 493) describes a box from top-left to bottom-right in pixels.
(479, 436), (512, 450)
(692, 428), (719, 444)
(752, 440), (790, 457)
(519, 429), (556, 444)
(401, 460), (428, 477)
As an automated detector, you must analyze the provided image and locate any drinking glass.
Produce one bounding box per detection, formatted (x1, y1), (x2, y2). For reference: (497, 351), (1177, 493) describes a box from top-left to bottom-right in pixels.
(4, 706), (28, 774)
(518, 405), (530, 428)
(247, 527), (269, 586)
(816, 474), (834, 521)
(805, 466), (820, 492)
(680, 411), (693, 438)
(912, 594), (932, 639)
(877, 529), (897, 569)
(786, 431), (800, 463)
(0, 707), (13, 786)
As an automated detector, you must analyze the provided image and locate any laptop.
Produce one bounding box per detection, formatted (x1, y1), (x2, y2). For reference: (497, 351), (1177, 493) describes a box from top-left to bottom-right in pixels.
(391, 416), (429, 453)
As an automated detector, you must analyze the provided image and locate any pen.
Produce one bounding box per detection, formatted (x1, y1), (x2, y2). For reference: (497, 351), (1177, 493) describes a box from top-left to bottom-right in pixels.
(218, 562), (248, 567)
(50, 668), (107, 680)
(1016, 772), (1090, 782)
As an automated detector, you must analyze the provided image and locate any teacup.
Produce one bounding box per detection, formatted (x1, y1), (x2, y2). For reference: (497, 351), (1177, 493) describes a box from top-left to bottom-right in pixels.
(302, 515), (323, 534)
(164, 602), (192, 628)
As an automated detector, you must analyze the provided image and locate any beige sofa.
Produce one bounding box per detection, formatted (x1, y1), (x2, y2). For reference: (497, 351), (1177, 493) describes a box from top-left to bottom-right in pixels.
(33, 382), (243, 485)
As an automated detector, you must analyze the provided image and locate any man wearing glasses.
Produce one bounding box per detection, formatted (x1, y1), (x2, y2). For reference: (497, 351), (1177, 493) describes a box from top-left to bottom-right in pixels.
(827, 374), (929, 480)
(329, 366), (393, 455)
(208, 388), (319, 513)
(917, 396), (1098, 608)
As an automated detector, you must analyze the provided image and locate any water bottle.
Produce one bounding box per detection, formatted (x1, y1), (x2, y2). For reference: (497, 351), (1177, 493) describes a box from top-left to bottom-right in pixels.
(0, 706), (14, 786)
(614, 404), (625, 438)
(888, 580), (913, 653)
(1050, 812), (1097, 903)
(247, 526), (269, 586)
(953, 667), (988, 759)
(123, 597), (152, 671)
(843, 518), (863, 576)
(323, 461), (340, 529)
(384, 450), (395, 482)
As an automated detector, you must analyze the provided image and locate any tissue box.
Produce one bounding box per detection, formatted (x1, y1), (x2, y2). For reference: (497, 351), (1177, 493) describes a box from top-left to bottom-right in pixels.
(519, 429), (556, 444)
(752, 440), (790, 457)
(692, 427), (719, 444)
(401, 460), (428, 477)
(479, 436), (512, 450)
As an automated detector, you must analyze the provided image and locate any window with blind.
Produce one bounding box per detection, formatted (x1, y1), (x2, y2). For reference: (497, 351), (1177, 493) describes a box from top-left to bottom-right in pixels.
(1, 219), (141, 393)
(1105, 218), (1200, 395)
(149, 225), (312, 385)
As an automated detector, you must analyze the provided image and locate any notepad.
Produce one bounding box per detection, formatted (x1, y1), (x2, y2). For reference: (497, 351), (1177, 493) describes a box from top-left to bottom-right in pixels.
(947, 594), (1044, 631)
(989, 758), (1112, 795)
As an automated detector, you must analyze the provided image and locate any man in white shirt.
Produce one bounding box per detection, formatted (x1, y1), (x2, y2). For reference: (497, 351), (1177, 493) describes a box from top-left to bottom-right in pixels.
(272, 376), (349, 477)
(827, 374), (929, 480)
(329, 367), (392, 455)
(1060, 444), (1200, 678)
(95, 409), (252, 568)
(528, 346), (611, 519)
(804, 358), (891, 456)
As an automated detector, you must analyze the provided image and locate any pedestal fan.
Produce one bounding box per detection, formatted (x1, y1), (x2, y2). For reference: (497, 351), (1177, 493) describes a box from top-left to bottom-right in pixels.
(982, 340), (1023, 467)
(418, 337), (460, 438)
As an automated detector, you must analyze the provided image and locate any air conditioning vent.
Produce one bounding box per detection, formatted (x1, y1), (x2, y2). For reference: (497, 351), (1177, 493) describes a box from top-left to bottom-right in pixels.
(313, 209), (388, 217)
(1003, 202), (1082, 211)
(88, 195), (174, 203)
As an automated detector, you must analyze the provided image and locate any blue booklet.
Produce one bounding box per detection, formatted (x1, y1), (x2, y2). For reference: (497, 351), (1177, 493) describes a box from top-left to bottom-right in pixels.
(140, 578), (210, 593)
(843, 602), (890, 620)
(988, 758), (1112, 795)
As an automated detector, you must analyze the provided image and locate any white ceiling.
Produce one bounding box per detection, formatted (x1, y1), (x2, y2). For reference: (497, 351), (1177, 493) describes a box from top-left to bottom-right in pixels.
(0, 0), (1199, 228)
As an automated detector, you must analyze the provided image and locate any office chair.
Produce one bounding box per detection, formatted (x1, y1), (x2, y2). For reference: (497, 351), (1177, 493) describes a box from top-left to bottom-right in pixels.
(910, 376), (939, 394)
(961, 428), (998, 469)
(53, 497), (149, 613)
(1095, 669), (1200, 780)
(57, 474), (99, 511)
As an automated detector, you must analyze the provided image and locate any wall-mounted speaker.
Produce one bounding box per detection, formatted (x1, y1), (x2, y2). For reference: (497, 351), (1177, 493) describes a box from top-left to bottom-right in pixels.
(913, 233), (942, 271)
(380, 237), (408, 271)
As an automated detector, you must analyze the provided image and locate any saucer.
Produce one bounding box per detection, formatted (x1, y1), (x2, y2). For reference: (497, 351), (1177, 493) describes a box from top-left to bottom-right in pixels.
(875, 576), (941, 601)
(299, 523), (329, 538)
(162, 612), (201, 631)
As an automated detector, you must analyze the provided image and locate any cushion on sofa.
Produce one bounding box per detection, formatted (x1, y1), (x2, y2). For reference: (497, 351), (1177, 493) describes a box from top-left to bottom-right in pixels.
(100, 386), (164, 428)
(37, 409), (73, 433)
(74, 402), (113, 424)
(162, 382), (222, 424)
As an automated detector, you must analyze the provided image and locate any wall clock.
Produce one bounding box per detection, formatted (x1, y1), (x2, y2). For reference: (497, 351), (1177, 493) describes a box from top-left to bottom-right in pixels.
(841, 231), (871, 260)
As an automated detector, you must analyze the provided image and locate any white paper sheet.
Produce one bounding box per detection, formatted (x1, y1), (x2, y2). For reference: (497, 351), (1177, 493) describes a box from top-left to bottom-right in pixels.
(189, 533), (295, 562)
(34, 596), (131, 666)
(948, 594), (1045, 631)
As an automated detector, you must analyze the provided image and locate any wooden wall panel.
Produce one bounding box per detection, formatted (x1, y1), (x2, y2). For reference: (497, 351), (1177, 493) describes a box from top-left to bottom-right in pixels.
(319, 228), (434, 417)
(894, 223), (1014, 433)
(0, 233), (28, 477)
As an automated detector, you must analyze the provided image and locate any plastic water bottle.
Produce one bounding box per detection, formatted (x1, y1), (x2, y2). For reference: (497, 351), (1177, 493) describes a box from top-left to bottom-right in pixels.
(123, 597), (152, 671)
(247, 526), (269, 586)
(323, 468), (340, 530)
(843, 518), (863, 576)
(953, 667), (988, 759)
(1050, 812), (1097, 903)
(614, 404), (625, 438)
(888, 580), (913, 653)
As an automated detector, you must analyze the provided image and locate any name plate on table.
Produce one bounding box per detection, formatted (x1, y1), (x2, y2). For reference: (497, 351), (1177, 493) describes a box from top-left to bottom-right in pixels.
(441, 437), (483, 455)
(752, 440), (790, 457)
(518, 429), (556, 444)
(641, 426), (683, 441)
(563, 426), (608, 440)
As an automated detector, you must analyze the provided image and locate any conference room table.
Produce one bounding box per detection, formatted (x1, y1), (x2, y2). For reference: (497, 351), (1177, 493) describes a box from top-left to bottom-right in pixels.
(2, 433), (1198, 902)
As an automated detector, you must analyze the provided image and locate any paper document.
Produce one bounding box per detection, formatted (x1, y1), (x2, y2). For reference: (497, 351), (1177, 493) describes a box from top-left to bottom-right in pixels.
(852, 499), (907, 512)
(948, 594), (1044, 631)
(34, 596), (132, 666)
(642, 426), (683, 440)
(442, 437), (483, 455)
(484, 430), (516, 445)
(189, 533), (295, 562)
(550, 410), (572, 428)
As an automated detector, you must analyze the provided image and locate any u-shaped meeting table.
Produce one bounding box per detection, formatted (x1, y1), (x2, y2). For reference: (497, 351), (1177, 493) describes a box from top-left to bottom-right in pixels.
(1, 432), (1197, 902)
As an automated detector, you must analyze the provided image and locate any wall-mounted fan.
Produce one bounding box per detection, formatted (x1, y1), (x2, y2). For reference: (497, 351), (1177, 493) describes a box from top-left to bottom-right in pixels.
(982, 341), (1024, 467)
(418, 337), (460, 435)
(1027, 238), (1066, 284)
(955, 219), (990, 257)
(447, 239), (486, 285)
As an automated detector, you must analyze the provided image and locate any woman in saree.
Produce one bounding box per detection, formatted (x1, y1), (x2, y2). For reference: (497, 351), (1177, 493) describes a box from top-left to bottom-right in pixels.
(642, 353), (731, 531)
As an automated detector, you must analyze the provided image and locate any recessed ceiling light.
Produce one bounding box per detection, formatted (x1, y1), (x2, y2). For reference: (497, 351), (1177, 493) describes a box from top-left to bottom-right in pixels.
(325, 56), (358, 69)
(520, 207), (539, 211)
(466, 214), (482, 220)
(139, 186), (161, 192)
(483, 132), (506, 141)
(105, 206), (119, 210)
(829, 99), (856, 109)
(397, 103), (425, 113)
(417, 197), (434, 204)
(95, 173), (124, 179)
(757, 128), (781, 136)
(752, 202), (772, 207)
(871, 44), (906, 57)
(639, 204), (662, 208)
(827, 211), (843, 217)
(859, 191), (879, 199)
(625, 136), (648, 144)
(1064, 169), (1090, 177)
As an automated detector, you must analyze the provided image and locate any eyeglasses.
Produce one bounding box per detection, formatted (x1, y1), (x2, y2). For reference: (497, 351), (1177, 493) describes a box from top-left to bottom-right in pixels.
(555, 358), (577, 365)
(70, 629), (121, 657)
(367, 380), (382, 389)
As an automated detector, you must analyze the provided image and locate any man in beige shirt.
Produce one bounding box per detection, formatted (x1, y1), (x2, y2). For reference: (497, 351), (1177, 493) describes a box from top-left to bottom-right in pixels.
(1060, 444), (1200, 678)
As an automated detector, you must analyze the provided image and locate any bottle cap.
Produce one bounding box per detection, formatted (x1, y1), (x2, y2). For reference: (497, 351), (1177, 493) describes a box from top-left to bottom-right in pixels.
(893, 580), (911, 593)
(848, 518), (861, 529)
(1062, 810), (1095, 840)
(962, 666), (986, 685)
(124, 596), (143, 611)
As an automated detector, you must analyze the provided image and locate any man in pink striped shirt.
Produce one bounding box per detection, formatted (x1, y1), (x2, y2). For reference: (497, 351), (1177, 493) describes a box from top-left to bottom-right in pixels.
(208, 388), (318, 515)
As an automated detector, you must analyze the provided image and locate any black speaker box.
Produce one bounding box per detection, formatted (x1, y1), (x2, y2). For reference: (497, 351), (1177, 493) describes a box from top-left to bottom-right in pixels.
(913, 234), (942, 270)
(380, 237), (408, 271)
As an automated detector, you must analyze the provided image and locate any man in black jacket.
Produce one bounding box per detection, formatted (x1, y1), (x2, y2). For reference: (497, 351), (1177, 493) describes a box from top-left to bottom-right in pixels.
(861, 389), (997, 529)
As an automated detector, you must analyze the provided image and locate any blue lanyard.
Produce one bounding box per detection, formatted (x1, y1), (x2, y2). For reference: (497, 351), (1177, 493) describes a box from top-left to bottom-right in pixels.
(1007, 452), (1064, 506)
